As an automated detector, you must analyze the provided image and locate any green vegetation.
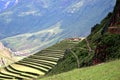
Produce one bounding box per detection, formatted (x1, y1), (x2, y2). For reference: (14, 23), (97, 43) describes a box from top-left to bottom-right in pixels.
(97, 33), (120, 60)
(46, 15), (120, 76)
(47, 18), (111, 75)
(39, 60), (120, 80)
(0, 0), (120, 80)
(46, 40), (94, 76)
(45, 0), (120, 77)
(0, 40), (78, 79)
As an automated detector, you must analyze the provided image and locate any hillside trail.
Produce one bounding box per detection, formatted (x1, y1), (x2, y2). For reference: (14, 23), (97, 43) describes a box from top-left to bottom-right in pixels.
(85, 38), (93, 52)
(67, 38), (94, 68)
(68, 38), (93, 68)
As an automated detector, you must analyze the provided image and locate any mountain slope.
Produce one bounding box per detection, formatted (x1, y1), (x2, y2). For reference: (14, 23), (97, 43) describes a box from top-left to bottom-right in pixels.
(46, 0), (120, 76)
(0, 0), (18, 13)
(0, 0), (119, 79)
(0, 40), (79, 79)
(0, 0), (116, 54)
(39, 60), (120, 80)
(1, 23), (64, 54)
(0, 1), (119, 79)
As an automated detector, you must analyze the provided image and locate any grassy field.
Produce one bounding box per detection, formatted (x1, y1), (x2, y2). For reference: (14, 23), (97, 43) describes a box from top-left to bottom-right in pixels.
(39, 60), (120, 80)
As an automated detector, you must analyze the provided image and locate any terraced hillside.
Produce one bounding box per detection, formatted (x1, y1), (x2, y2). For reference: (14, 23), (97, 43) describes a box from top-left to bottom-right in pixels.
(0, 40), (79, 79)
(43, 0), (120, 77)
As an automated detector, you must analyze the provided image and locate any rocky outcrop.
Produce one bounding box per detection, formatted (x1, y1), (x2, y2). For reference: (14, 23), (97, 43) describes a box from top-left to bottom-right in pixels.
(108, 0), (120, 34)
(108, 27), (120, 34)
(109, 0), (120, 26)
(93, 45), (108, 65)
(0, 42), (14, 67)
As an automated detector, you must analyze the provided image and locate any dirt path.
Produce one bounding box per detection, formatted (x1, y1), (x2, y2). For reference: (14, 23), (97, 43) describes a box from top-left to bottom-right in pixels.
(85, 38), (92, 52)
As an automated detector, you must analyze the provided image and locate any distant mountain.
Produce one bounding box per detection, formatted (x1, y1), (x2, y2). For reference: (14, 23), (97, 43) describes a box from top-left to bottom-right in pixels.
(1, 23), (64, 53)
(0, 0), (119, 79)
(0, 0), (18, 12)
(0, 0), (116, 54)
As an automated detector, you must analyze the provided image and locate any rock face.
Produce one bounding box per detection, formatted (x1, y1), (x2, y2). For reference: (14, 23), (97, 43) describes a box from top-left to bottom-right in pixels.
(109, 0), (120, 26)
(107, 0), (120, 34)
(108, 27), (120, 34)
(93, 0), (120, 65)
(0, 42), (14, 67)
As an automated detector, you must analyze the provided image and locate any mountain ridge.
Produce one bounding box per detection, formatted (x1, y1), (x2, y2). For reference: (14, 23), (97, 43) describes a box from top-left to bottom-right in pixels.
(45, 0), (120, 76)
(1, 23), (64, 54)
(0, 0), (116, 55)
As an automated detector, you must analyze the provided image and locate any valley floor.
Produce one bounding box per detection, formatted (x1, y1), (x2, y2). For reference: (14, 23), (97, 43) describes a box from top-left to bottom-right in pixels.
(39, 60), (120, 80)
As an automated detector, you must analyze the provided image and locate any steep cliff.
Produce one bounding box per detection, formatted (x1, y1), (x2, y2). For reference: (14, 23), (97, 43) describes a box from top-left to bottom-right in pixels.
(89, 0), (120, 64)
